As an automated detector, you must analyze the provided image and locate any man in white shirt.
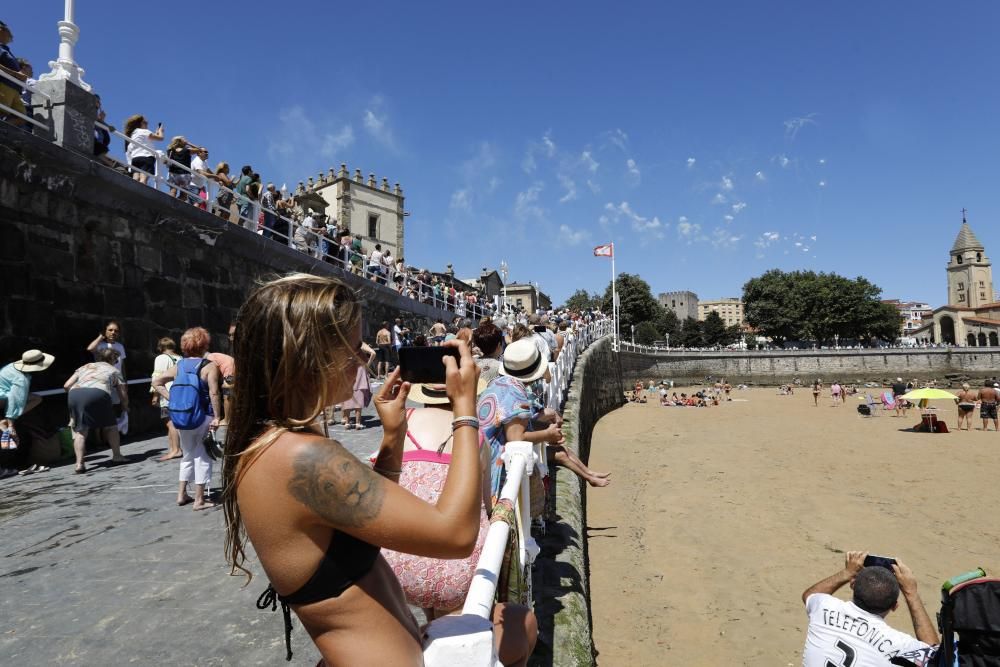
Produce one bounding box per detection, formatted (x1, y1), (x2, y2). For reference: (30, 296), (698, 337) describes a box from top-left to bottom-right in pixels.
(190, 148), (211, 209)
(367, 244), (385, 283)
(801, 551), (938, 666)
(293, 211), (318, 255)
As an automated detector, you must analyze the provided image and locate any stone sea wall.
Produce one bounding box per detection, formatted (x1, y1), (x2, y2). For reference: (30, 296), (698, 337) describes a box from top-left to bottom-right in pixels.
(533, 336), (624, 667)
(0, 123), (452, 436)
(619, 348), (1000, 387)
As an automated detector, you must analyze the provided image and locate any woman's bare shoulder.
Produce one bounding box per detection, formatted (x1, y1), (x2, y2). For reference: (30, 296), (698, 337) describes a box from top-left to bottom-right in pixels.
(272, 434), (386, 531)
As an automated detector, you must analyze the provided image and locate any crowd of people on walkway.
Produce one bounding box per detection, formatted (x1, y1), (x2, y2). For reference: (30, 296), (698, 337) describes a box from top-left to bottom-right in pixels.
(0, 276), (611, 665)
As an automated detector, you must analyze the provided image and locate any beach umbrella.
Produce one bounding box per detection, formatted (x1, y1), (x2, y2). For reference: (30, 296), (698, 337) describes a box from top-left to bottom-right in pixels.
(900, 388), (958, 401)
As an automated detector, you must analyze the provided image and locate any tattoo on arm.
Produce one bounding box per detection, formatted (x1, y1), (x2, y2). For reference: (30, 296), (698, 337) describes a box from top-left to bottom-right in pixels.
(287, 442), (385, 529)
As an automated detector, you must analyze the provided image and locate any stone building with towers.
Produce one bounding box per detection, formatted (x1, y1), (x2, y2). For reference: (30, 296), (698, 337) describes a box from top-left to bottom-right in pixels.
(293, 164), (406, 260)
(912, 215), (1000, 346)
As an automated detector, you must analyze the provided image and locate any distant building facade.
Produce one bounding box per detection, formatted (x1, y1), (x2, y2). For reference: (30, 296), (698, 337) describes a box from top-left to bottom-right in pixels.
(912, 216), (1000, 346)
(458, 268), (505, 301)
(293, 163), (406, 260)
(659, 290), (698, 321)
(883, 300), (933, 335)
(698, 298), (744, 327)
(505, 283), (551, 313)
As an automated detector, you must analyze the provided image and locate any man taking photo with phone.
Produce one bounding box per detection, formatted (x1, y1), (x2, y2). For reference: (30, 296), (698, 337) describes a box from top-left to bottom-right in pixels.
(801, 551), (938, 666)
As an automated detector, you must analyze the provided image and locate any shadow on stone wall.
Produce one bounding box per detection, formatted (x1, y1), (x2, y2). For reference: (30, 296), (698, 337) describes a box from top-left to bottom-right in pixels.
(530, 337), (624, 667)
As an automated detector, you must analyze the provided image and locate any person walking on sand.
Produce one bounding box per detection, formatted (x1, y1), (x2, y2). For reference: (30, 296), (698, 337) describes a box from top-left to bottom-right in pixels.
(977, 379), (999, 431)
(955, 382), (977, 431)
(812, 379), (822, 407)
(830, 381), (842, 406)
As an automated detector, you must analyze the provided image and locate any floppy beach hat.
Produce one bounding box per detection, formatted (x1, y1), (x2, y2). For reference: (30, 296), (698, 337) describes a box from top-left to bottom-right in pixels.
(13, 349), (54, 373)
(409, 379), (488, 405)
(500, 339), (548, 384)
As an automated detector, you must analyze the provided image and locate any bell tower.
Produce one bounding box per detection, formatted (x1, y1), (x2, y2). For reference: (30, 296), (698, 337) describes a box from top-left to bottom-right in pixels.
(947, 211), (993, 308)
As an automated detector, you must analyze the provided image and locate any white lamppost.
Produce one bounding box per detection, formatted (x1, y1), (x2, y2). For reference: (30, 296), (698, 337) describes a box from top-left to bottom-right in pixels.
(39, 0), (91, 91)
(499, 260), (508, 314)
(631, 324), (635, 346)
(666, 333), (670, 351)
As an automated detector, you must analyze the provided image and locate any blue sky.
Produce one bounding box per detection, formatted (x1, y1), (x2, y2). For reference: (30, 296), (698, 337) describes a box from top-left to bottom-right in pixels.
(8, 2), (1000, 306)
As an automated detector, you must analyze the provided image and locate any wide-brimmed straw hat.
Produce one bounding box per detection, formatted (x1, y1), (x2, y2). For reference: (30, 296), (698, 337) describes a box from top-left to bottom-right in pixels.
(500, 339), (548, 384)
(13, 349), (54, 373)
(410, 379), (488, 405)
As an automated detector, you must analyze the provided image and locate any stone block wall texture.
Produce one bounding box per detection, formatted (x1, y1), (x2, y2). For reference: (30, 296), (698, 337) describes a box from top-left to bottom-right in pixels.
(532, 336), (624, 667)
(619, 348), (1000, 387)
(0, 124), (452, 436)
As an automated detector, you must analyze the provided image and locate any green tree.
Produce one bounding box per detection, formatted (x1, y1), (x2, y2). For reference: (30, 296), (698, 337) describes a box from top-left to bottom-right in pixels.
(677, 317), (704, 347)
(743, 269), (902, 346)
(654, 307), (680, 339)
(562, 289), (602, 312)
(601, 273), (663, 332)
(702, 311), (728, 346)
(634, 321), (659, 345)
(742, 269), (800, 344)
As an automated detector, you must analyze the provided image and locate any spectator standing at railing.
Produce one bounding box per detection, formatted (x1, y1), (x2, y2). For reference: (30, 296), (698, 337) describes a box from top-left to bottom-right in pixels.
(123, 115), (164, 185)
(15, 58), (32, 109)
(211, 162), (234, 221)
(93, 97), (113, 167)
(292, 209), (317, 253)
(233, 165), (254, 230)
(382, 248), (394, 283)
(166, 136), (200, 201)
(350, 234), (364, 274)
(0, 21), (27, 129)
(189, 147), (212, 210)
(367, 244), (385, 283)
(260, 183), (279, 241)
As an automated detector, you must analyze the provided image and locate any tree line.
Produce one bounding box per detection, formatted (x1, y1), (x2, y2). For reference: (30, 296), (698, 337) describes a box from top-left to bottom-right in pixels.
(561, 269), (903, 348)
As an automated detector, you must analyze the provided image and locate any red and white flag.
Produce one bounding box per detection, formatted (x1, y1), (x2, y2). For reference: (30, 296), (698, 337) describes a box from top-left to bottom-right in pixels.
(593, 243), (614, 257)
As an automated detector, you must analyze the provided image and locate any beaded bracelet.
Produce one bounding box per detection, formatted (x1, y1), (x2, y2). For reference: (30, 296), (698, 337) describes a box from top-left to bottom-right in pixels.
(373, 466), (401, 476)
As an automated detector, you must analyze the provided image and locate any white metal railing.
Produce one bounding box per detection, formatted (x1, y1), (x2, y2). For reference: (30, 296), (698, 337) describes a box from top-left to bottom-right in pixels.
(422, 319), (614, 665)
(97, 123), (501, 321)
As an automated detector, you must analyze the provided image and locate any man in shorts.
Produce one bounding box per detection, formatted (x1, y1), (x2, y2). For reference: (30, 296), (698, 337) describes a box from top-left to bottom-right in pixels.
(801, 551), (937, 666)
(977, 378), (999, 431)
(375, 322), (392, 380)
(0, 21), (28, 128)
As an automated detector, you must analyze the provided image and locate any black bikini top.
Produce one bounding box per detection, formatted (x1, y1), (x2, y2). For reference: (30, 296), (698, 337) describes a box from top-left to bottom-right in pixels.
(257, 530), (380, 661)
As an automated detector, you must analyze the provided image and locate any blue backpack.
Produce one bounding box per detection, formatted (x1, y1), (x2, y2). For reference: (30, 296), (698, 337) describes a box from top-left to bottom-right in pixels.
(168, 358), (209, 430)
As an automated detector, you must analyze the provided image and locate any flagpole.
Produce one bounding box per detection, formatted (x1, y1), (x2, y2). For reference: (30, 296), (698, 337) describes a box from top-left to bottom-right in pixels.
(611, 241), (619, 351)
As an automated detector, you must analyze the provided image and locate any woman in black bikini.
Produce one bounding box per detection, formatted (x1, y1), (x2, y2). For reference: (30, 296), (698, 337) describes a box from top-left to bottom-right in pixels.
(223, 274), (533, 666)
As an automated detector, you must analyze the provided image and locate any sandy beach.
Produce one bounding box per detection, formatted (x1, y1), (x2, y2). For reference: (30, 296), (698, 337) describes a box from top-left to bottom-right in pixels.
(587, 387), (1000, 666)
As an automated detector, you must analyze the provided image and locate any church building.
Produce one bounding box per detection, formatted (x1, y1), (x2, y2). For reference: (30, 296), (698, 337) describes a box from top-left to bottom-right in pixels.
(912, 215), (1000, 346)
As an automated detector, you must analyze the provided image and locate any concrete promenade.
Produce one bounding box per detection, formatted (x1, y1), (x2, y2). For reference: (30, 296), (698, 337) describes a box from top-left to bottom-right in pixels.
(0, 404), (387, 666)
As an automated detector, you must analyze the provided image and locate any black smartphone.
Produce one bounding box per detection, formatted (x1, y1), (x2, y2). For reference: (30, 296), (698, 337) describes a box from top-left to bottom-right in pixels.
(864, 555), (897, 572)
(398, 346), (459, 384)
